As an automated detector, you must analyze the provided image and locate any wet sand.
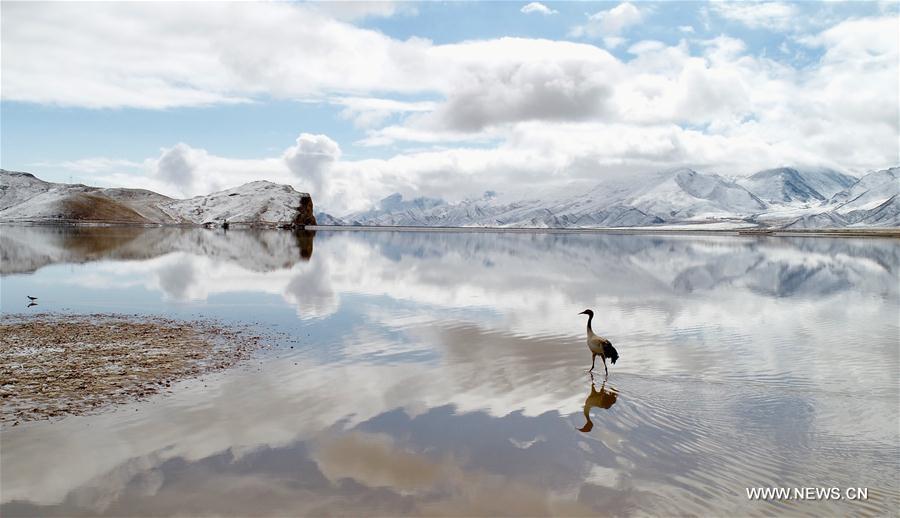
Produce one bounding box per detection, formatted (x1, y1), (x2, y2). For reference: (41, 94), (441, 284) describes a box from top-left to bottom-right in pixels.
(1, 314), (265, 425)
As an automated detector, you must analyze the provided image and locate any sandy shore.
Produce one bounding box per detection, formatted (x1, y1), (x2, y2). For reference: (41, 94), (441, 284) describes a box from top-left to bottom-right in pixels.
(0, 314), (267, 426)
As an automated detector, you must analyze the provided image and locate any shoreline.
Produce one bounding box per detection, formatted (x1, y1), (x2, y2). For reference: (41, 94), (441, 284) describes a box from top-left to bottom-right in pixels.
(305, 224), (900, 238)
(0, 314), (269, 426)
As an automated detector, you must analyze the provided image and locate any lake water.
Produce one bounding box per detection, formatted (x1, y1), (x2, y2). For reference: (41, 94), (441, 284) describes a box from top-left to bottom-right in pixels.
(1, 225), (898, 516)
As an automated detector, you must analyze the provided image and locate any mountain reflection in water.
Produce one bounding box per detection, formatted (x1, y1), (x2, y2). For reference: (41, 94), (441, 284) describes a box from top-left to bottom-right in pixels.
(0, 226), (897, 516)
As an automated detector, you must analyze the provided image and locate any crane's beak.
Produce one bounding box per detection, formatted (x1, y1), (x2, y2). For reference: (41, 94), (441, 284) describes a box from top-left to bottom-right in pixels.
(578, 310), (588, 315)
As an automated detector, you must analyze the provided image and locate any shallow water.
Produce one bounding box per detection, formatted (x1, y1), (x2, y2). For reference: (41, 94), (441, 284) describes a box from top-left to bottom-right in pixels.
(1, 225), (898, 516)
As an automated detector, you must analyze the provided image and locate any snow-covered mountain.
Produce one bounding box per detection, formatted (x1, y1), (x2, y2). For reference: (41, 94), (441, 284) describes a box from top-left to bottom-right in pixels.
(0, 170), (317, 227)
(628, 168), (766, 219)
(3, 166), (896, 230)
(828, 167), (898, 213)
(783, 167), (899, 229)
(737, 167), (856, 204)
(334, 166), (898, 229)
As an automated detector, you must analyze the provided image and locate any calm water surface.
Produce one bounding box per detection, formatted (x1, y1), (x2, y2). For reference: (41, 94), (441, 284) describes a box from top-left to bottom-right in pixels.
(1, 226), (898, 516)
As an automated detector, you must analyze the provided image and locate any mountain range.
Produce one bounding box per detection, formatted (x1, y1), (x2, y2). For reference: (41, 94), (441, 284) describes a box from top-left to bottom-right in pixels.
(0, 170), (317, 228)
(328, 166), (899, 229)
(1, 166), (897, 230)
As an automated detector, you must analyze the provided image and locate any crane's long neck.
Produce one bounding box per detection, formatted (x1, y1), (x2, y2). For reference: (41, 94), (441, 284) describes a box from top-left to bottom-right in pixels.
(586, 313), (594, 333)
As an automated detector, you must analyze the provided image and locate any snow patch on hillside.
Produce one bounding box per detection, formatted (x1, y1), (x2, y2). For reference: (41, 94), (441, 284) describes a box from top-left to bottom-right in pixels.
(161, 181), (309, 225)
(0, 171), (313, 227)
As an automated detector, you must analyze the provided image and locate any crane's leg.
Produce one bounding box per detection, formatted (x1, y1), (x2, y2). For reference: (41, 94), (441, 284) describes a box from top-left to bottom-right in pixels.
(603, 357), (608, 377)
(590, 353), (597, 372)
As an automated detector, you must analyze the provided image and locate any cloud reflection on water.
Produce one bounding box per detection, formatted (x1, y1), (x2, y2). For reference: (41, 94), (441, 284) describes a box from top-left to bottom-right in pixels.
(1, 227), (897, 515)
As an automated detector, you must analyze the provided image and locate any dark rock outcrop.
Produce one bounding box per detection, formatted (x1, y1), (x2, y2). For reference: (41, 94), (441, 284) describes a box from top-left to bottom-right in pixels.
(292, 195), (317, 228)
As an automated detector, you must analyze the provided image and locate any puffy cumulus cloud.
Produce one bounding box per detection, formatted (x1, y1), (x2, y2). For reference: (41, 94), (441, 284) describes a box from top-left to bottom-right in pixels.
(709, 1), (799, 31)
(155, 143), (202, 195)
(520, 2), (557, 16)
(283, 133), (342, 194)
(378, 38), (622, 133)
(569, 2), (644, 46)
(414, 60), (616, 132)
(84, 133), (368, 213)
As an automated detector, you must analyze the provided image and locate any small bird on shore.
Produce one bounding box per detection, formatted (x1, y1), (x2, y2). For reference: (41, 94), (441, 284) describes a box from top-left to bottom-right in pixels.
(27, 296), (37, 301)
(579, 309), (618, 376)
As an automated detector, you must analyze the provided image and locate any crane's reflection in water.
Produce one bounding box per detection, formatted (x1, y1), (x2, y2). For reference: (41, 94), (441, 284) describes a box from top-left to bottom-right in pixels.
(578, 373), (618, 433)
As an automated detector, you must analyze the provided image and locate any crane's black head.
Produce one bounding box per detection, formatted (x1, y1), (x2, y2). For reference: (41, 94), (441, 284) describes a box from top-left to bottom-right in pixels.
(579, 309), (594, 317)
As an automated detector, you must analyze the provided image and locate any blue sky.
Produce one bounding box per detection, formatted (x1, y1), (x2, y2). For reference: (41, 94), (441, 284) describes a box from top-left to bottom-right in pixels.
(2, 1), (897, 214)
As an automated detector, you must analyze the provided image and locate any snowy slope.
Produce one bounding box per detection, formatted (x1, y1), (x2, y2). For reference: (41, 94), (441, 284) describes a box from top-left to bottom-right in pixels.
(0, 171), (53, 210)
(845, 195), (900, 227)
(343, 190), (662, 228)
(627, 168), (766, 220)
(0, 172), (169, 223)
(738, 167), (856, 204)
(0, 170), (315, 227)
(828, 167), (899, 213)
(783, 212), (848, 229)
(160, 181), (312, 226)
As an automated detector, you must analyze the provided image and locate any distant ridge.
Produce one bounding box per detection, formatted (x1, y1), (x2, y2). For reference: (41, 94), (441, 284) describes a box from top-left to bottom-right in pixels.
(328, 166), (899, 230)
(0, 170), (317, 228)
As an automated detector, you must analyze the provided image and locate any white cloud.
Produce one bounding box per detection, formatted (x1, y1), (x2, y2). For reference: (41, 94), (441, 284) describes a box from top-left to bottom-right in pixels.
(569, 2), (644, 42)
(283, 133), (342, 194)
(333, 97), (437, 129)
(0, 2), (438, 109)
(307, 1), (416, 21)
(33, 158), (146, 175)
(411, 55), (617, 132)
(520, 2), (557, 15)
(678, 25), (695, 33)
(710, 1), (798, 31)
(155, 143), (203, 194)
(6, 5), (898, 212)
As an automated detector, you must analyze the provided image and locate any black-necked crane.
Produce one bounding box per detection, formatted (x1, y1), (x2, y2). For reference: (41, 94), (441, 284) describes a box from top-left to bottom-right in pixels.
(579, 309), (618, 376)
(26, 296), (37, 301)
